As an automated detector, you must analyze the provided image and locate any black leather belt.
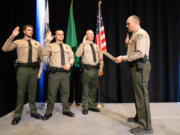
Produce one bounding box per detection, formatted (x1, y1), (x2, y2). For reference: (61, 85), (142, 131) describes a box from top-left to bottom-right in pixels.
(129, 55), (148, 67)
(17, 62), (39, 69)
(47, 66), (67, 73)
(82, 64), (99, 70)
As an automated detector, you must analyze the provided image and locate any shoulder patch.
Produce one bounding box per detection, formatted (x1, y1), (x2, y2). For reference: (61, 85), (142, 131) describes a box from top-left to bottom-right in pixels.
(137, 34), (143, 39)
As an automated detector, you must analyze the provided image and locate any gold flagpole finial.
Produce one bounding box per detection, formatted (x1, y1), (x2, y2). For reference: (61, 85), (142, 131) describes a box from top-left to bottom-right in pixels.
(70, 0), (74, 8)
(98, 0), (102, 6)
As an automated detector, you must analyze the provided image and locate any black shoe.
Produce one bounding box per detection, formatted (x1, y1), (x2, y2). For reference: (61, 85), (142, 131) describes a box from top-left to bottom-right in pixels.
(82, 109), (88, 115)
(130, 127), (153, 135)
(127, 117), (138, 124)
(31, 113), (42, 119)
(88, 108), (100, 112)
(63, 111), (75, 117)
(11, 117), (21, 125)
(42, 113), (52, 120)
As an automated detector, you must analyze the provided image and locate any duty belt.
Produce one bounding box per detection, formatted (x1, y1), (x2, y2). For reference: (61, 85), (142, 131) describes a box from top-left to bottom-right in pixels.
(16, 62), (40, 69)
(47, 66), (67, 74)
(82, 64), (99, 70)
(129, 55), (148, 67)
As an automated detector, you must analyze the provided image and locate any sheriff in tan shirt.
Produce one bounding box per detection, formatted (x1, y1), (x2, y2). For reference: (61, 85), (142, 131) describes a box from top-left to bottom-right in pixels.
(121, 27), (150, 62)
(114, 15), (153, 133)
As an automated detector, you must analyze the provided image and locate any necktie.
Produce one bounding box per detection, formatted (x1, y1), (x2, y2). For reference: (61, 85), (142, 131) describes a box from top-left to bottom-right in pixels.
(90, 43), (96, 62)
(27, 40), (32, 64)
(59, 43), (65, 66)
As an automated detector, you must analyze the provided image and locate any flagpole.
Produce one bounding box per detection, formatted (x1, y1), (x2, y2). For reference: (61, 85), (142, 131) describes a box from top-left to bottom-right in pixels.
(41, 0), (50, 109)
(71, 69), (80, 108)
(66, 0), (80, 108)
(70, 0), (77, 108)
(96, 0), (104, 109)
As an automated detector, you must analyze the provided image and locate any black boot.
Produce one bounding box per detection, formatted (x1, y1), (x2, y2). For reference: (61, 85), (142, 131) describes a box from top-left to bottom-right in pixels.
(31, 113), (42, 119)
(42, 113), (52, 120)
(63, 111), (75, 117)
(11, 117), (21, 125)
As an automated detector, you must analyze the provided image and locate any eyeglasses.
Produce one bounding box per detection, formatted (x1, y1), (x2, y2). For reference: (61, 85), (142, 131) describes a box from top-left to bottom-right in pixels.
(56, 34), (64, 36)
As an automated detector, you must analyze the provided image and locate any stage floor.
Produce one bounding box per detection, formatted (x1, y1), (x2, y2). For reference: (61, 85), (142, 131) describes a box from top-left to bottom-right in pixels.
(0, 103), (180, 135)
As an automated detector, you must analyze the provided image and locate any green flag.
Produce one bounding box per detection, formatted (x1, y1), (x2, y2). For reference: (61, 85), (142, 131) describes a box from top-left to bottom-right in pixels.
(66, 0), (79, 67)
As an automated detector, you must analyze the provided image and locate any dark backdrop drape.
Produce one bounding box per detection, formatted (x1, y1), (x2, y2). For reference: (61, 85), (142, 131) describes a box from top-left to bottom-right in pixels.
(0, 0), (179, 117)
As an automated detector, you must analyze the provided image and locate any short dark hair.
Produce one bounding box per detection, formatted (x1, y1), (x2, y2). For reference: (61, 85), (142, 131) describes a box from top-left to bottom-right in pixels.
(55, 29), (64, 35)
(23, 24), (33, 31)
(130, 15), (140, 24)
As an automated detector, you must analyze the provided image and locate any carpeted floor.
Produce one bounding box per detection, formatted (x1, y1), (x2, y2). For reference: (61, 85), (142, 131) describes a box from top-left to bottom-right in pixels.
(0, 103), (180, 135)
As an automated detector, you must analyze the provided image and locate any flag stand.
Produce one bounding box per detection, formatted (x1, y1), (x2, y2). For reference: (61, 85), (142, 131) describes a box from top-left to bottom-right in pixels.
(71, 86), (80, 108)
(96, 76), (104, 109)
(96, 101), (104, 109)
(71, 69), (80, 108)
(95, 0), (105, 109)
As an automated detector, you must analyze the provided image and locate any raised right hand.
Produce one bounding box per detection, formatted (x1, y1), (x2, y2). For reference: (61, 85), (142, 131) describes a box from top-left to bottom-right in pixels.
(125, 33), (129, 45)
(46, 31), (54, 41)
(12, 26), (20, 37)
(82, 35), (87, 43)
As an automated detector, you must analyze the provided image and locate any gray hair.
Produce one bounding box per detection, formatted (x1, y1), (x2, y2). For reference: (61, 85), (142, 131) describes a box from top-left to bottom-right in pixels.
(130, 15), (140, 24)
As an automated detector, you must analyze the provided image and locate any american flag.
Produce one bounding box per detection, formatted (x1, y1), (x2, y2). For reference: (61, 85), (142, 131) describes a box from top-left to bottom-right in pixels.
(95, 1), (107, 52)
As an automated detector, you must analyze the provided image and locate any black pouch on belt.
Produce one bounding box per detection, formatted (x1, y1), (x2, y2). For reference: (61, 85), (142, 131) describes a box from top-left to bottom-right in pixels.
(136, 62), (143, 72)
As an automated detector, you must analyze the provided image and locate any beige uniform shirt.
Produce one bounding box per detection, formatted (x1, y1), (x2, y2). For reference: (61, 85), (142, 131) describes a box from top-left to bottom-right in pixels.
(76, 42), (103, 72)
(42, 41), (74, 68)
(122, 27), (150, 62)
(2, 35), (43, 74)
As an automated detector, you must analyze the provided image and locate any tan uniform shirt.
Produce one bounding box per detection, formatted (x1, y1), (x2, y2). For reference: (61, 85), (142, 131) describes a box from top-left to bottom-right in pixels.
(42, 41), (74, 68)
(2, 35), (43, 74)
(122, 27), (150, 62)
(76, 42), (103, 72)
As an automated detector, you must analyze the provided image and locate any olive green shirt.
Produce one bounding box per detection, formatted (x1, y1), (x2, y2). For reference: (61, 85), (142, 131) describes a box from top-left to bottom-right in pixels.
(2, 35), (43, 74)
(122, 27), (150, 62)
(42, 41), (74, 68)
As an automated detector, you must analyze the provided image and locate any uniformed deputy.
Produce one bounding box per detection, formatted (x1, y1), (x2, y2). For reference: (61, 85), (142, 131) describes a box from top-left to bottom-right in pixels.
(2, 25), (43, 125)
(42, 30), (75, 120)
(114, 15), (153, 134)
(76, 30), (103, 115)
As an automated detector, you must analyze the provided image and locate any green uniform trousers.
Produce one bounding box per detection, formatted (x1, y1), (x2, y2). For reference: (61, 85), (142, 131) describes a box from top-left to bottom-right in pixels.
(46, 72), (70, 114)
(81, 68), (98, 110)
(130, 60), (152, 130)
(14, 67), (38, 118)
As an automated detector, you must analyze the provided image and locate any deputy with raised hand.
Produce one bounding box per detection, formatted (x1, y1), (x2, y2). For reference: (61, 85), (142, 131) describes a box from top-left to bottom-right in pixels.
(2, 25), (43, 125)
(42, 29), (75, 120)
